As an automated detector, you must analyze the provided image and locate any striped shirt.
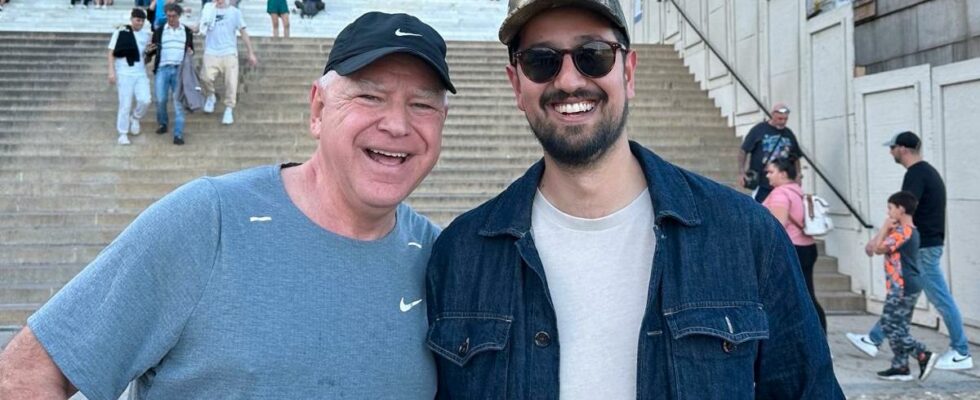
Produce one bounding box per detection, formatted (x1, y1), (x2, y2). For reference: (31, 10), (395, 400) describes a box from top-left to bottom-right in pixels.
(159, 24), (187, 67)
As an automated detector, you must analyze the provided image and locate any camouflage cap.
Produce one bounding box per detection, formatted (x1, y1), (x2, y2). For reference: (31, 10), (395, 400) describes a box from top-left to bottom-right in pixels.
(499, 0), (630, 46)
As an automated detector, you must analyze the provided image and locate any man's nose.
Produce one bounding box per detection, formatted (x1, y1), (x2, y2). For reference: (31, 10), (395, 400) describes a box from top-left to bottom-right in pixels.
(552, 53), (587, 93)
(377, 105), (411, 137)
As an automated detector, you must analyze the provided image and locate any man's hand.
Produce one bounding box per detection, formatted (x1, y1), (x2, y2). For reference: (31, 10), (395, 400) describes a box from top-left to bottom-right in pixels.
(108, 72), (116, 85)
(145, 42), (158, 53)
(881, 216), (897, 233)
(864, 241), (875, 257)
(247, 53), (258, 67)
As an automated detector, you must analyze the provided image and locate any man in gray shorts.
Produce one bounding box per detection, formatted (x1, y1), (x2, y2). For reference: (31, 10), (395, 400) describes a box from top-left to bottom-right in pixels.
(0, 11), (455, 399)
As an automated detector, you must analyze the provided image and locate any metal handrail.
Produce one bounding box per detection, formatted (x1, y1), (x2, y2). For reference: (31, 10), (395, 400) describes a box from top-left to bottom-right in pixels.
(666, 0), (873, 228)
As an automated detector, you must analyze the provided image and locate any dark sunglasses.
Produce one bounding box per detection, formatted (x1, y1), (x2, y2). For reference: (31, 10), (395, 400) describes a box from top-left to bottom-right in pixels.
(512, 40), (626, 83)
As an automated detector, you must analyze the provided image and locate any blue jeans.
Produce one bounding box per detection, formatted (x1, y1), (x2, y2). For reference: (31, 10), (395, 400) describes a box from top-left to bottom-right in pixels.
(155, 65), (184, 139)
(869, 246), (969, 355)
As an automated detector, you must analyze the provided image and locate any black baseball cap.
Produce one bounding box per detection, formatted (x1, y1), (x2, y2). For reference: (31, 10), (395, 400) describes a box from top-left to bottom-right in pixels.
(883, 131), (921, 149)
(323, 12), (456, 94)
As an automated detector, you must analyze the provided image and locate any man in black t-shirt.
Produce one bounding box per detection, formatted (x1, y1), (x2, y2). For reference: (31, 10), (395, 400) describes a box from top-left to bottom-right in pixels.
(738, 103), (802, 202)
(846, 131), (973, 371)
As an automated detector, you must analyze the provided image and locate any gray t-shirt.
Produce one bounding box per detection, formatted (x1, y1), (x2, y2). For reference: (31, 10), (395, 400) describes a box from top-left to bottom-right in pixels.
(531, 189), (655, 400)
(201, 4), (246, 56)
(28, 165), (439, 400)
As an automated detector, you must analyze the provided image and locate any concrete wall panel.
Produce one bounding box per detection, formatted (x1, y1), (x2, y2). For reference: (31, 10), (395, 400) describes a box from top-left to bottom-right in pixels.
(707, 1), (728, 79)
(917, 0), (968, 51)
(877, 0), (927, 15)
(969, 1), (980, 35)
(811, 26), (848, 120)
(932, 58), (980, 326)
(769, 0), (800, 76)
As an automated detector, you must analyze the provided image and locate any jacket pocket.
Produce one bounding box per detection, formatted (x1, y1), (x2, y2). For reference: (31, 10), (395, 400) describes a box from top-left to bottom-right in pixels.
(427, 313), (512, 367)
(664, 302), (769, 360)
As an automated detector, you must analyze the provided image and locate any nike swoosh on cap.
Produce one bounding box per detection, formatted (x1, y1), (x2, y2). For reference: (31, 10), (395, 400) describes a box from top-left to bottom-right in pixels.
(394, 28), (422, 37)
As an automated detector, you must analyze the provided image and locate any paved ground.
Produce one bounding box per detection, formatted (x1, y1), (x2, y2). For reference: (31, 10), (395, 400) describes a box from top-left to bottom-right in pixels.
(831, 315), (980, 399)
(2, 314), (979, 398)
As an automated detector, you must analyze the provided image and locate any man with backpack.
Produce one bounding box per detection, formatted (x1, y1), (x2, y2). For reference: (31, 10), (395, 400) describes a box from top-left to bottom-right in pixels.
(107, 8), (152, 145)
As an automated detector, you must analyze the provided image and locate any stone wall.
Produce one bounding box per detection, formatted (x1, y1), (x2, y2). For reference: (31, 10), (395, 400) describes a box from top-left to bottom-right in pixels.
(854, 0), (980, 74)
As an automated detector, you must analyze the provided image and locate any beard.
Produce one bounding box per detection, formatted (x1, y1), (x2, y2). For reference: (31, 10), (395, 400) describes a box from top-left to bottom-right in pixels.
(528, 88), (629, 169)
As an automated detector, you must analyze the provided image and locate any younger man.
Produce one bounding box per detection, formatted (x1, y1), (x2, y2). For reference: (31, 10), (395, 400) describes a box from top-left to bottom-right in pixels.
(867, 191), (938, 381)
(107, 8), (152, 145)
(198, 0), (257, 125)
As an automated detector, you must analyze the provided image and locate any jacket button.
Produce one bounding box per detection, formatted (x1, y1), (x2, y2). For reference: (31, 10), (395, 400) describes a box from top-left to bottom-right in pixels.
(458, 338), (470, 356)
(722, 340), (736, 353)
(534, 331), (551, 347)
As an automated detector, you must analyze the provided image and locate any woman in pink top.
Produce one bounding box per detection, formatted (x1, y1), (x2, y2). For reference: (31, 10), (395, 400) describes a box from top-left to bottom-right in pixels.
(763, 157), (826, 333)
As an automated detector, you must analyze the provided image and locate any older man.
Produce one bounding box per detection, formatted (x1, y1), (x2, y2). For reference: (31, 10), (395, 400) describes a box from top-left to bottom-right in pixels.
(424, 1), (841, 398)
(145, 2), (194, 145)
(738, 102), (802, 202)
(0, 12), (454, 399)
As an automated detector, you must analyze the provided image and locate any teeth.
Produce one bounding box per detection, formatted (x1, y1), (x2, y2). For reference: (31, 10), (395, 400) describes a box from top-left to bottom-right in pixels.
(369, 149), (408, 158)
(554, 101), (595, 114)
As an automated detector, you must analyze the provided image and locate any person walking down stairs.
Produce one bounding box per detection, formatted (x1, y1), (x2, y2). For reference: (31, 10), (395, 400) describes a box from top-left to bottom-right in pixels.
(107, 8), (152, 145)
(145, 2), (195, 145)
(198, 0), (257, 125)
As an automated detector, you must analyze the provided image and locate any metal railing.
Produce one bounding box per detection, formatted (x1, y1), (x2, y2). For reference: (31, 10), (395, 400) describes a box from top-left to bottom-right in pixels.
(666, 0), (872, 229)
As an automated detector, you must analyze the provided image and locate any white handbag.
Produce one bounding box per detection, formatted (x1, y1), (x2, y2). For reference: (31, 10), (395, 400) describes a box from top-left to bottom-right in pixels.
(802, 194), (834, 236)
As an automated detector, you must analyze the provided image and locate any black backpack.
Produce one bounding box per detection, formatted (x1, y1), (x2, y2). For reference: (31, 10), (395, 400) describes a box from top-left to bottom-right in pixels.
(301, 1), (318, 18)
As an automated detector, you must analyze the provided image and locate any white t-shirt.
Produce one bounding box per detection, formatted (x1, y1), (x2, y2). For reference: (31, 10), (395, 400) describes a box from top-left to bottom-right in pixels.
(107, 27), (151, 77)
(201, 4), (246, 56)
(531, 189), (656, 400)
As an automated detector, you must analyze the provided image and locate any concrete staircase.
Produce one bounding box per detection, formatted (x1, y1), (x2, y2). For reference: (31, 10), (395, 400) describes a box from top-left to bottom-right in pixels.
(0, 27), (861, 326)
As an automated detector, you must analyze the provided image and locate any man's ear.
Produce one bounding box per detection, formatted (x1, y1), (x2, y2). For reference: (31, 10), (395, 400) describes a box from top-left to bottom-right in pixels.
(505, 64), (527, 112)
(309, 83), (322, 140)
(623, 49), (637, 99)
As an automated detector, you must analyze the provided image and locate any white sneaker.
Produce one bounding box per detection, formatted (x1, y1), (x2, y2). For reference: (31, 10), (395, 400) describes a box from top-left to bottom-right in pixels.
(935, 349), (973, 370)
(203, 95), (216, 113)
(222, 107), (234, 125)
(117, 135), (130, 145)
(129, 117), (141, 135)
(845, 332), (879, 358)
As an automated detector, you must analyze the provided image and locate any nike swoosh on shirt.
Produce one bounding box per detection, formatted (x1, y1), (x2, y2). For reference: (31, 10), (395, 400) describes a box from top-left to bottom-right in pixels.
(407, 241), (422, 249)
(249, 216), (272, 222)
(400, 297), (423, 312)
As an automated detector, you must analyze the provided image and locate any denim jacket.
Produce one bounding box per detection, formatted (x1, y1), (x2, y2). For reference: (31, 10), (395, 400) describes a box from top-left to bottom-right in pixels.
(426, 141), (843, 399)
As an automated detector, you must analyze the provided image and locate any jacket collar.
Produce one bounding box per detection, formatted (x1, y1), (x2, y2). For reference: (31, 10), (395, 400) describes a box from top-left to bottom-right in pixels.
(479, 140), (702, 238)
